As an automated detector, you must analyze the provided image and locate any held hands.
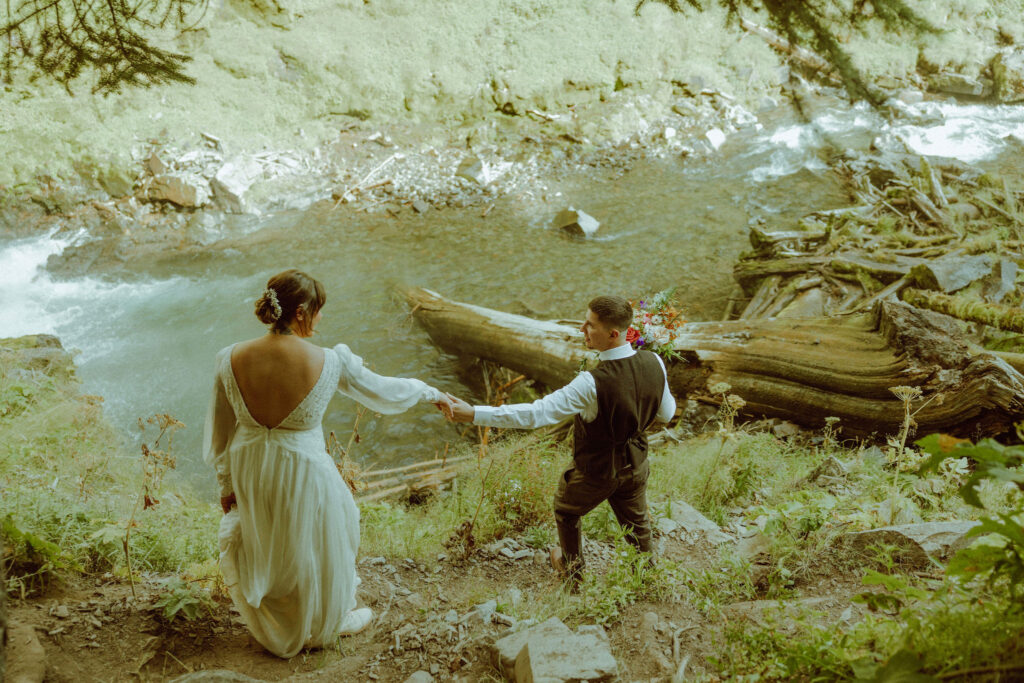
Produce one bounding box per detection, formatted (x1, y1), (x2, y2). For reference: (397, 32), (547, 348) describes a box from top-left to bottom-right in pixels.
(433, 394), (455, 420)
(444, 393), (475, 423)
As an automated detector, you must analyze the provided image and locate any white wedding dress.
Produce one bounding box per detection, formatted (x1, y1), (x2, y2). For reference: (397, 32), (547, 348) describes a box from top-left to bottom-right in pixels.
(204, 342), (442, 658)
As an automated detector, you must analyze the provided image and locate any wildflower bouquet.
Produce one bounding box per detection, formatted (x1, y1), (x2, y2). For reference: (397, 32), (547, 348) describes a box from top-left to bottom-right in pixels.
(627, 290), (685, 359)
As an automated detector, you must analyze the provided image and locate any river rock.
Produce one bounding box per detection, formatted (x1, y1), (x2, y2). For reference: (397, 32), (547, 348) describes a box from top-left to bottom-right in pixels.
(669, 500), (731, 544)
(926, 71), (992, 98)
(992, 48), (1024, 103)
(212, 156), (264, 213)
(705, 128), (726, 149)
(492, 617), (617, 682)
(553, 208), (600, 237)
(5, 622), (45, 683)
(169, 671), (262, 683)
(144, 173), (211, 208)
(837, 521), (980, 567)
(455, 156), (486, 185)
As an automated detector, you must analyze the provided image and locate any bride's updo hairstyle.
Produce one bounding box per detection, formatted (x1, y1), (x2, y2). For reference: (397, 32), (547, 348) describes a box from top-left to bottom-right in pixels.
(254, 269), (327, 335)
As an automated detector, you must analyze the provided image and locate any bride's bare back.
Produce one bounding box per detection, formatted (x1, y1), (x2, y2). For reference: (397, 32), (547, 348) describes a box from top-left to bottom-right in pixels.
(230, 336), (325, 429)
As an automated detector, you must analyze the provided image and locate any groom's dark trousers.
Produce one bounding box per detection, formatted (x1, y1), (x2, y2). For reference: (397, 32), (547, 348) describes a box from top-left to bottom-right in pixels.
(553, 350), (664, 580)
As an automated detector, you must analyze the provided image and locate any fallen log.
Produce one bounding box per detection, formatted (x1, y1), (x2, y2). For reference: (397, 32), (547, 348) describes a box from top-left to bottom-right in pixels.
(901, 288), (1024, 334)
(404, 287), (1024, 439)
(402, 287), (591, 388)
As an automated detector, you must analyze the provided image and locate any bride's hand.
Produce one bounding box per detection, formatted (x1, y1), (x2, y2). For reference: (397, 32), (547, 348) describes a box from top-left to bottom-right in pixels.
(445, 393), (475, 423)
(221, 493), (237, 514)
(433, 395), (454, 420)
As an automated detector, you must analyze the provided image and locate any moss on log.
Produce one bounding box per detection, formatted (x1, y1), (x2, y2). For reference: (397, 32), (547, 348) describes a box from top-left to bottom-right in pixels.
(901, 288), (1024, 334)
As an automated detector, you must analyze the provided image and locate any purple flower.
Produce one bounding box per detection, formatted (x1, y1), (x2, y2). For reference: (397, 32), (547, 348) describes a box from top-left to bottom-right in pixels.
(639, 300), (646, 309)
(637, 338), (646, 346)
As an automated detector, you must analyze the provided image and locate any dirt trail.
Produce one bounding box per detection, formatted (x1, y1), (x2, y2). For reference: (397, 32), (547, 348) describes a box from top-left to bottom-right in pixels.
(8, 527), (870, 682)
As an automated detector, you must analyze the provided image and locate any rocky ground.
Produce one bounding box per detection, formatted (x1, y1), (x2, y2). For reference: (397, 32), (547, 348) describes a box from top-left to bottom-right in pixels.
(5, 488), (975, 683)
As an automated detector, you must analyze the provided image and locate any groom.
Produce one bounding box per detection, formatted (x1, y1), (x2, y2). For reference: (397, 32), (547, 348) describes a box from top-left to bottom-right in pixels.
(446, 295), (676, 588)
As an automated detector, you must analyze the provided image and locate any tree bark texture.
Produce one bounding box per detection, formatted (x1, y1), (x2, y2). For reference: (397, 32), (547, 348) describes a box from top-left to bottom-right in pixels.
(404, 287), (1024, 439)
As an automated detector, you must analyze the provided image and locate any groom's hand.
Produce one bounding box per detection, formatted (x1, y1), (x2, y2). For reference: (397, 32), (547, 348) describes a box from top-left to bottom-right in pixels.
(446, 393), (475, 423)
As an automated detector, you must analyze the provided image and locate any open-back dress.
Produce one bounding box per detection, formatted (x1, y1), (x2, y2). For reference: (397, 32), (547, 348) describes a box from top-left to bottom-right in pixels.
(203, 342), (443, 658)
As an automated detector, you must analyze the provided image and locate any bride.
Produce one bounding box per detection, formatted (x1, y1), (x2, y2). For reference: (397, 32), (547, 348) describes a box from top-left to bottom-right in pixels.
(203, 269), (451, 658)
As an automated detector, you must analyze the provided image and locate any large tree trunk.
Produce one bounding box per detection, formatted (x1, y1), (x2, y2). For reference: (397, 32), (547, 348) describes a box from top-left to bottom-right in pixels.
(404, 287), (1024, 439)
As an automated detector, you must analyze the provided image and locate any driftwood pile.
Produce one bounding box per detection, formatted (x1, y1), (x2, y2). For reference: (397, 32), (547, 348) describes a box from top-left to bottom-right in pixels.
(729, 154), (1024, 337)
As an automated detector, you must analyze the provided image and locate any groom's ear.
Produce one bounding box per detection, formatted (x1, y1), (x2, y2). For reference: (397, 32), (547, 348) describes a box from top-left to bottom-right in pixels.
(609, 328), (620, 340)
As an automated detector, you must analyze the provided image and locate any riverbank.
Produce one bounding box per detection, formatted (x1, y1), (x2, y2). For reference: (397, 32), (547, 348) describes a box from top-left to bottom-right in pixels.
(4, 0), (1024, 247)
(3, 333), (1022, 681)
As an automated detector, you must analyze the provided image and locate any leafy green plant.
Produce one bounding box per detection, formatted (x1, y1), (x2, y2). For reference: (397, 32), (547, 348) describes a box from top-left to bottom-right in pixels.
(916, 433), (1024, 600)
(2, 514), (71, 597)
(574, 534), (680, 624)
(153, 577), (215, 622)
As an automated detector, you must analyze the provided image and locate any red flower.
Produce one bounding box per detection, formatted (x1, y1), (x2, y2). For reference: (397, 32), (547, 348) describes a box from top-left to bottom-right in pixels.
(626, 326), (640, 343)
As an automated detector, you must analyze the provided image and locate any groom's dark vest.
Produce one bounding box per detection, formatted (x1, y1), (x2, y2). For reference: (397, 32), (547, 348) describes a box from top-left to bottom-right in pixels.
(572, 350), (665, 479)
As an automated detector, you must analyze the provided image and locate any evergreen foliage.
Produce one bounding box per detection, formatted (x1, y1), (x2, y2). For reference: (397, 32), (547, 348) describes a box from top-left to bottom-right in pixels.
(1, 0), (205, 93)
(636, 0), (938, 104)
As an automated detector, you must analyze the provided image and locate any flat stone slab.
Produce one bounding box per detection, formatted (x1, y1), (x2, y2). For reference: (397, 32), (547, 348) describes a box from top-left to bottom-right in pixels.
(669, 500), (731, 545)
(837, 521), (980, 567)
(492, 617), (617, 682)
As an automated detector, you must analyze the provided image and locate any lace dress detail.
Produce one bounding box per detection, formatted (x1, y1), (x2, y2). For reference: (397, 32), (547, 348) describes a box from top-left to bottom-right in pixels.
(203, 342), (441, 658)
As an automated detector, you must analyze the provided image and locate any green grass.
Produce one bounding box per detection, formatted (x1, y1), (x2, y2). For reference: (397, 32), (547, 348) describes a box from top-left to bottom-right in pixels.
(6, 343), (1024, 680)
(0, 348), (219, 596)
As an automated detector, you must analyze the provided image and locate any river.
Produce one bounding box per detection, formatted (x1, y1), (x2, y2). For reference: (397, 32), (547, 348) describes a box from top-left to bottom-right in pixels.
(3, 98), (1023, 495)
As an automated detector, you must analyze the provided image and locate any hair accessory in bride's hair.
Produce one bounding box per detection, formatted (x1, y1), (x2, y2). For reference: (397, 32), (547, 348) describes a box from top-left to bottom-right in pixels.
(264, 288), (283, 322)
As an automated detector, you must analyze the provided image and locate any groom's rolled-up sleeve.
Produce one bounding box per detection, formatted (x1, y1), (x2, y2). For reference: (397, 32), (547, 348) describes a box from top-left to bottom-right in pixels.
(472, 372), (595, 429)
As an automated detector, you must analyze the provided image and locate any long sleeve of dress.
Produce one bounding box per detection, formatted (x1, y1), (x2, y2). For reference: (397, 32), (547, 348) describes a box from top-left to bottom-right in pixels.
(333, 343), (443, 413)
(203, 348), (237, 499)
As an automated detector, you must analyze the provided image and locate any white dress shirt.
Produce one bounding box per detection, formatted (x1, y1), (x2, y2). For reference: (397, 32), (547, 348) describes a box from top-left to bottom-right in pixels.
(473, 344), (676, 429)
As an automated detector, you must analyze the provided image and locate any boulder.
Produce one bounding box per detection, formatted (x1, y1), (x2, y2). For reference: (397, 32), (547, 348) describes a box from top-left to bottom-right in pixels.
(669, 500), (731, 544)
(145, 174), (211, 208)
(169, 671), (262, 683)
(553, 208), (600, 237)
(492, 617), (617, 682)
(837, 521), (980, 567)
(4, 622), (45, 683)
(212, 156), (264, 213)
(991, 48), (1024, 103)
(926, 72), (992, 98)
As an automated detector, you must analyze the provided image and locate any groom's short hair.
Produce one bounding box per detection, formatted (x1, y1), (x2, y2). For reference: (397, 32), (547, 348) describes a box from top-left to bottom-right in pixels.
(588, 295), (633, 332)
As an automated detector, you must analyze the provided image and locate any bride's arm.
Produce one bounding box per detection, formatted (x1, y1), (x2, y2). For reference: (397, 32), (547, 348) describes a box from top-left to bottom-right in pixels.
(333, 343), (445, 414)
(203, 352), (237, 509)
